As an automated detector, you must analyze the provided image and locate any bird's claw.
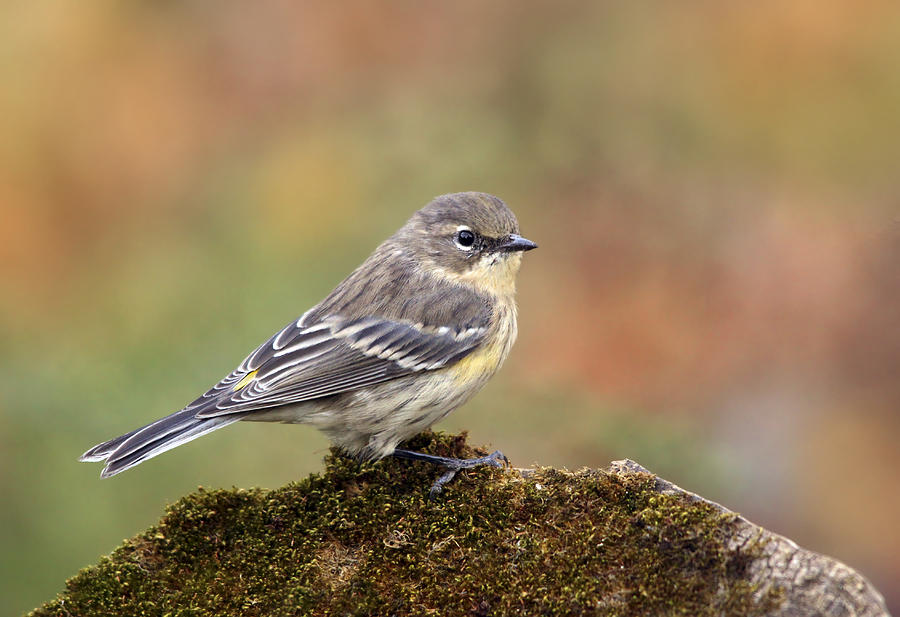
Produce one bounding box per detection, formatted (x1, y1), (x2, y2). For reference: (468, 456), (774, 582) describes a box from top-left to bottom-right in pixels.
(427, 449), (509, 498)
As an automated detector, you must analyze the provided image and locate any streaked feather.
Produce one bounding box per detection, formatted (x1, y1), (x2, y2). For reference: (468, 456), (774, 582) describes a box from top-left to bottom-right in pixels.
(194, 314), (488, 417)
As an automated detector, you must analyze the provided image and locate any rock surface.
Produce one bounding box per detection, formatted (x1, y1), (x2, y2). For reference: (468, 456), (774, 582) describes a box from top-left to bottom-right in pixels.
(30, 432), (889, 617)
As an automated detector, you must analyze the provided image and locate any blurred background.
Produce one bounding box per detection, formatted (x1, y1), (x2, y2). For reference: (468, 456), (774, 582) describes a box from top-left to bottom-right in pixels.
(2, 1), (898, 614)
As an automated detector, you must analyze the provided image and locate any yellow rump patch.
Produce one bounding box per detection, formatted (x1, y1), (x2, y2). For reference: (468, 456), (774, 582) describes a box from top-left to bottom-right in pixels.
(232, 370), (258, 392)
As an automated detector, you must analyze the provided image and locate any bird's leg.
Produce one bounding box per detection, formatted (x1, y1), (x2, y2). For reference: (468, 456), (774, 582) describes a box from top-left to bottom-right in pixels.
(390, 449), (509, 498)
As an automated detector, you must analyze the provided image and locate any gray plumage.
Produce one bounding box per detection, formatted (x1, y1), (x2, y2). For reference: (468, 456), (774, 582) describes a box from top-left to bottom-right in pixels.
(80, 192), (535, 478)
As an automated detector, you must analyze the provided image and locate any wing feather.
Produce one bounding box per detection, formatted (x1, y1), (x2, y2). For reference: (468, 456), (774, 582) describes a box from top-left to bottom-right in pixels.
(192, 314), (489, 418)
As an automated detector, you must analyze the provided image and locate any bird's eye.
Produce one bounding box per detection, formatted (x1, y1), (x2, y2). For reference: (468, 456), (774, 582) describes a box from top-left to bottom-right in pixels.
(455, 229), (476, 249)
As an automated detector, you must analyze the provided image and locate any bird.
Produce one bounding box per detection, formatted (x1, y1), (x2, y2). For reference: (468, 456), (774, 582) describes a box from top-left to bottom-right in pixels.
(80, 192), (537, 495)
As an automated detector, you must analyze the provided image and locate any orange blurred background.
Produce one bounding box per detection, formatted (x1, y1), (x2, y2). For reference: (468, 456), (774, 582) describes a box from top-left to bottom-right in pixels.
(2, 2), (898, 614)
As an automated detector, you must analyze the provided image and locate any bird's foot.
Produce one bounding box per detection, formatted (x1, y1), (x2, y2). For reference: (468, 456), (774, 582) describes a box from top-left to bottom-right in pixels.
(391, 448), (509, 498)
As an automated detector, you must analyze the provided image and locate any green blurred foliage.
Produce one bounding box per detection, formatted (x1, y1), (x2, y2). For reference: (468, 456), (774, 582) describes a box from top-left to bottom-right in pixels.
(1, 2), (899, 614)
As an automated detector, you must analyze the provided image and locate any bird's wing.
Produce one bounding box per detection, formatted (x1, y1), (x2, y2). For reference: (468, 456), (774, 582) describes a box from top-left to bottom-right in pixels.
(189, 314), (489, 418)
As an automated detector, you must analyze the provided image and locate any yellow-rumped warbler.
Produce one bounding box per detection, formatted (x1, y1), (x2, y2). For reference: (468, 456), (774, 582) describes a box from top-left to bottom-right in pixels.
(80, 192), (536, 494)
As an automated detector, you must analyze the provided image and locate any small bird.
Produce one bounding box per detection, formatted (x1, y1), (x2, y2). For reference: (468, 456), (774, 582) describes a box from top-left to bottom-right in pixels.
(80, 192), (536, 494)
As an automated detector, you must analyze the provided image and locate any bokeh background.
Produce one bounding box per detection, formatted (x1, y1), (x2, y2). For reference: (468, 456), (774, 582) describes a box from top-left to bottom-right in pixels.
(2, 2), (898, 614)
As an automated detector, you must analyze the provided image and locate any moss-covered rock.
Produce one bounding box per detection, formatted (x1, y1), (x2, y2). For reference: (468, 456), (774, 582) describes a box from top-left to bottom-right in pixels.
(28, 432), (883, 617)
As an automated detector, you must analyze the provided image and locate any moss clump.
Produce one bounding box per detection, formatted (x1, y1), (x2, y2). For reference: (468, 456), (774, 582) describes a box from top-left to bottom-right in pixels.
(30, 432), (781, 617)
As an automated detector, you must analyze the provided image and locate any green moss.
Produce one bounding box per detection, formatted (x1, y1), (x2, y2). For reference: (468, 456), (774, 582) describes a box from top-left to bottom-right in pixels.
(29, 432), (782, 617)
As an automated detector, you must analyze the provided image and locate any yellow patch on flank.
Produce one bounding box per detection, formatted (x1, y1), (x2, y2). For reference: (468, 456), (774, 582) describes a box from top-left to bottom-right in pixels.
(451, 345), (504, 385)
(233, 370), (258, 391)
(450, 309), (517, 386)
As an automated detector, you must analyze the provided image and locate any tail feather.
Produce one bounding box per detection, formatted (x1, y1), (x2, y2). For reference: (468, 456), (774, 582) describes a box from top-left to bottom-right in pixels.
(79, 427), (142, 462)
(79, 409), (246, 478)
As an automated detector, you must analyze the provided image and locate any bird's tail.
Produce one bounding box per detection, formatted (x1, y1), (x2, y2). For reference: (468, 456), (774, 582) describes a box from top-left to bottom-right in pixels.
(79, 408), (246, 478)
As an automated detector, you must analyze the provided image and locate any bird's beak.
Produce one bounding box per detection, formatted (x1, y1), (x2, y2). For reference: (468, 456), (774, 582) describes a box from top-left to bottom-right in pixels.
(498, 233), (538, 252)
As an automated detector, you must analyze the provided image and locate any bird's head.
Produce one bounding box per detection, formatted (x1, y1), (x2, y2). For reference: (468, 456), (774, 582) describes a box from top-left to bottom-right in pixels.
(397, 192), (537, 296)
